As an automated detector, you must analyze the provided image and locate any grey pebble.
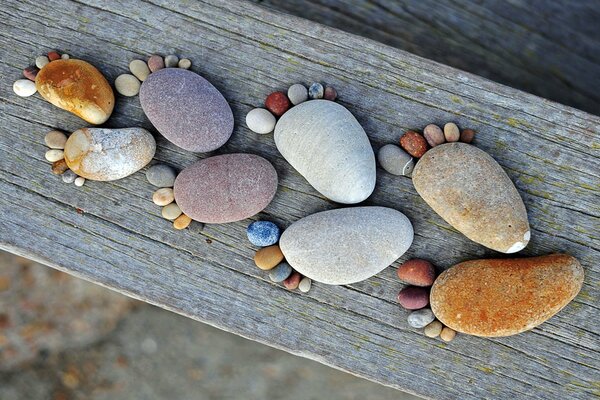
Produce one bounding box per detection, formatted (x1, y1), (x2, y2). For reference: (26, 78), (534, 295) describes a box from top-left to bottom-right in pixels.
(287, 84), (308, 105)
(164, 54), (179, 68)
(146, 164), (177, 187)
(269, 262), (292, 283)
(407, 308), (435, 328)
(377, 144), (414, 176)
(62, 169), (77, 184)
(308, 83), (324, 99)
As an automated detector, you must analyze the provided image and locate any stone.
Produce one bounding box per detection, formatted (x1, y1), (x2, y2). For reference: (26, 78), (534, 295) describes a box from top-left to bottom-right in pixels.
(269, 262), (292, 283)
(64, 127), (155, 181)
(115, 74), (141, 96)
(408, 308), (435, 328)
(152, 188), (175, 206)
(423, 124), (445, 147)
(178, 58), (192, 69)
(460, 128), (475, 143)
(140, 68), (234, 152)
(61, 169), (76, 183)
(430, 254), (584, 337)
(397, 259), (436, 287)
(284, 272), (302, 290)
(279, 206), (414, 285)
(147, 55), (164, 72)
(173, 214), (192, 230)
(397, 286), (429, 310)
(47, 51), (61, 61)
(13, 79), (37, 97)
(146, 164), (177, 187)
(74, 177), (85, 187)
(35, 56), (49, 69)
(61, 54), (70, 60)
(162, 203), (182, 220)
(413, 143), (530, 253)
(287, 83), (308, 105)
(254, 245), (284, 270)
(45, 149), (64, 162)
(424, 320), (443, 338)
(51, 159), (68, 175)
(298, 277), (312, 293)
(377, 144), (414, 176)
(444, 122), (460, 142)
(440, 327), (456, 342)
(308, 82), (324, 99)
(399, 130), (428, 158)
(44, 130), (68, 149)
(274, 100), (376, 204)
(129, 60), (151, 81)
(247, 221), (281, 247)
(35, 59), (115, 124)
(174, 154), (278, 223)
(265, 91), (291, 117)
(246, 108), (276, 134)
(164, 54), (179, 68)
(23, 66), (39, 81)
(323, 86), (337, 101)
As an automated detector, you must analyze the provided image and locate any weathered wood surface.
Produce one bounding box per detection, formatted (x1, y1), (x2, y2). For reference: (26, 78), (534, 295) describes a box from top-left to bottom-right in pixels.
(258, 0), (600, 115)
(0, 1), (599, 399)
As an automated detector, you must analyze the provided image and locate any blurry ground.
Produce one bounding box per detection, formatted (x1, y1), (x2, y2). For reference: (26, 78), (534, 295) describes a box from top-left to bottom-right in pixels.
(0, 252), (417, 400)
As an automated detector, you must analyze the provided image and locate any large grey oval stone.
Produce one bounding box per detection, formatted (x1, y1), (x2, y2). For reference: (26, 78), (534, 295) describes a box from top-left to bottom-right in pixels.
(274, 100), (376, 204)
(279, 207), (414, 285)
(64, 128), (155, 181)
(413, 143), (530, 253)
(174, 154), (278, 224)
(140, 68), (234, 152)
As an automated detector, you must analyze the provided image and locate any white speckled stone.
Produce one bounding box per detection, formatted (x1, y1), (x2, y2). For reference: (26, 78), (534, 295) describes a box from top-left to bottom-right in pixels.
(74, 177), (85, 186)
(274, 100), (376, 204)
(279, 206), (414, 285)
(377, 144), (414, 176)
(246, 108), (276, 134)
(35, 55), (49, 69)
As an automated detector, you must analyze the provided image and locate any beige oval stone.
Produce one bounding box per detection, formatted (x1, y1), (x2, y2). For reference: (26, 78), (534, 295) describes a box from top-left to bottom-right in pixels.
(413, 143), (530, 253)
(162, 203), (182, 220)
(173, 213), (192, 230)
(430, 254), (584, 337)
(152, 188), (175, 206)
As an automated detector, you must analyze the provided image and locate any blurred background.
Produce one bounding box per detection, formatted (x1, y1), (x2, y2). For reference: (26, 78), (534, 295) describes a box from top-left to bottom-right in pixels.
(1, 0), (598, 399)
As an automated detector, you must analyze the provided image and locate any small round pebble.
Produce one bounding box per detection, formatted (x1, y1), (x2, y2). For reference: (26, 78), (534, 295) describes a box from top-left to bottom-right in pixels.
(45, 149), (64, 162)
(287, 84), (308, 105)
(147, 55), (165, 72)
(23, 66), (39, 81)
(115, 74), (141, 96)
(407, 308), (435, 328)
(178, 58), (192, 69)
(254, 245), (284, 271)
(424, 320), (443, 338)
(146, 164), (177, 187)
(45, 130), (68, 149)
(129, 59), (151, 81)
(399, 130), (429, 158)
(74, 177), (85, 187)
(397, 259), (436, 287)
(162, 203), (182, 220)
(61, 53), (70, 60)
(173, 213), (192, 230)
(51, 159), (68, 175)
(423, 124), (445, 147)
(61, 169), (76, 183)
(13, 79), (37, 97)
(308, 83), (324, 99)
(164, 54), (179, 68)
(247, 221), (280, 247)
(444, 122), (460, 142)
(323, 86), (337, 101)
(460, 128), (475, 144)
(265, 91), (291, 117)
(47, 51), (61, 61)
(298, 277), (312, 293)
(284, 271), (302, 290)
(246, 108), (276, 134)
(35, 56), (49, 69)
(377, 144), (414, 176)
(269, 262), (292, 283)
(397, 286), (429, 310)
(152, 188), (175, 206)
(440, 327), (456, 342)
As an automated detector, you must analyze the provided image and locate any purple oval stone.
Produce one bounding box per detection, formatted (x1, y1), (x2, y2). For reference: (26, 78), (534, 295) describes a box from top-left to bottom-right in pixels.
(139, 68), (234, 152)
(174, 154), (278, 223)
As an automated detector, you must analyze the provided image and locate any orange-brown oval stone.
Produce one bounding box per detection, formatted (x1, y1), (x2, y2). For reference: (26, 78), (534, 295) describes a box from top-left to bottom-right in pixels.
(430, 254), (584, 337)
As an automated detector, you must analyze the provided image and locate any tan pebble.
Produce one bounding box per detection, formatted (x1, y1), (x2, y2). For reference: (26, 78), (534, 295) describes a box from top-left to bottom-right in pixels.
(424, 320), (443, 338)
(162, 203), (182, 220)
(152, 188), (174, 206)
(51, 159), (68, 174)
(45, 149), (64, 162)
(74, 177), (85, 187)
(178, 58), (192, 69)
(254, 245), (284, 271)
(444, 122), (460, 142)
(298, 277), (312, 293)
(44, 130), (68, 149)
(115, 74), (141, 96)
(440, 326), (456, 342)
(129, 59), (151, 81)
(61, 54), (70, 60)
(173, 213), (192, 230)
(35, 55), (49, 69)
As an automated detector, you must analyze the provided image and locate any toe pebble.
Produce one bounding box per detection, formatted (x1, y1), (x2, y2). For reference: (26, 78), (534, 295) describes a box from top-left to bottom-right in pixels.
(153, 188), (175, 206)
(129, 59), (151, 81)
(178, 59), (192, 69)
(13, 79), (37, 97)
(148, 55), (165, 72)
(45, 130), (68, 149)
(45, 149), (64, 162)
(246, 108), (276, 134)
(287, 84), (308, 105)
(173, 213), (192, 230)
(162, 203), (182, 220)
(164, 54), (179, 68)
(115, 74), (141, 96)
(62, 170), (77, 183)
(308, 83), (324, 99)
(35, 56), (49, 69)
(74, 177), (85, 187)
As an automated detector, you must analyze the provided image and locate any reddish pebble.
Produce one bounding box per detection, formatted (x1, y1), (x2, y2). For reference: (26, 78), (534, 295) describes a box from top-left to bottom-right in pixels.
(323, 86), (337, 101)
(397, 286), (429, 310)
(283, 272), (302, 290)
(460, 129), (476, 144)
(397, 259), (436, 287)
(47, 51), (61, 61)
(23, 66), (39, 81)
(147, 55), (165, 72)
(399, 130), (429, 158)
(51, 159), (68, 175)
(265, 92), (291, 117)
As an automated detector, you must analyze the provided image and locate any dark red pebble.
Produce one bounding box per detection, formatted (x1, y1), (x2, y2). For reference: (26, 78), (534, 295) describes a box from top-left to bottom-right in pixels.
(323, 86), (337, 101)
(47, 51), (61, 61)
(460, 129), (476, 144)
(265, 92), (291, 117)
(399, 130), (429, 158)
(397, 259), (436, 287)
(283, 272), (302, 290)
(397, 286), (430, 310)
(23, 66), (39, 81)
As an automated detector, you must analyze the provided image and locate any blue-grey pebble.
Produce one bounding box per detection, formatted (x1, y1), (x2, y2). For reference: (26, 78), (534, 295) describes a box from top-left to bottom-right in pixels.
(377, 144), (415, 176)
(269, 262), (292, 283)
(62, 169), (77, 183)
(247, 221), (281, 246)
(407, 308), (435, 328)
(308, 83), (324, 99)
(146, 164), (177, 187)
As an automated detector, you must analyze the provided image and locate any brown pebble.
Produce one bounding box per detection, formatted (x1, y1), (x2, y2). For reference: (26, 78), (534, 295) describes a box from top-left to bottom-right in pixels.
(399, 130), (429, 158)
(51, 159), (68, 175)
(173, 213), (192, 230)
(460, 129), (476, 143)
(23, 66), (39, 81)
(47, 51), (61, 61)
(423, 124), (445, 147)
(283, 272), (302, 290)
(424, 320), (443, 338)
(147, 55), (165, 72)
(397, 259), (436, 287)
(397, 286), (429, 310)
(265, 92), (291, 117)
(444, 123), (460, 142)
(254, 245), (284, 271)
(323, 86), (337, 101)
(440, 326), (456, 342)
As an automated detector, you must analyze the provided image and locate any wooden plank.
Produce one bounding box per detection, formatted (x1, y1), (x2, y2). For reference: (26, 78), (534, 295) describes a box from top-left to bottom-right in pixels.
(0, 0), (598, 398)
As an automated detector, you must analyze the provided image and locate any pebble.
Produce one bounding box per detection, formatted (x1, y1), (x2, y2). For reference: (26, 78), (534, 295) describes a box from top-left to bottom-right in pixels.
(247, 221), (280, 247)
(47, 51), (61, 61)
(444, 122), (460, 142)
(61, 169), (76, 183)
(13, 79), (37, 97)
(35, 56), (50, 69)
(287, 83), (308, 105)
(147, 55), (165, 72)
(74, 177), (85, 187)
(283, 272), (302, 290)
(61, 54), (70, 60)
(298, 277), (312, 293)
(51, 159), (68, 175)
(407, 308), (435, 328)
(269, 262), (292, 283)
(246, 108), (276, 134)
(164, 54), (179, 68)
(115, 74), (141, 96)
(178, 58), (192, 69)
(399, 130), (429, 158)
(254, 245), (284, 270)
(377, 144), (414, 176)
(460, 128), (475, 143)
(423, 124), (445, 147)
(45, 149), (64, 162)
(265, 91), (291, 117)
(397, 286), (429, 310)
(173, 213), (192, 230)
(44, 130), (68, 149)
(162, 203), (182, 220)
(308, 83), (324, 99)
(323, 86), (337, 101)
(424, 320), (443, 338)
(397, 259), (436, 287)
(129, 60), (151, 81)
(146, 164), (177, 187)
(23, 66), (39, 81)
(440, 327), (456, 342)
(152, 188), (175, 206)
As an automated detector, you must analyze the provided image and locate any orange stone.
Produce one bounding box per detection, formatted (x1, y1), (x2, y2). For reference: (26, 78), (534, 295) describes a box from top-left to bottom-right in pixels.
(254, 245), (284, 271)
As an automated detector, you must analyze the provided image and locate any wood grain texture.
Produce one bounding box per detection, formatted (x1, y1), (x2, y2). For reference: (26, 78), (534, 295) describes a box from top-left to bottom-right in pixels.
(257, 0), (600, 115)
(0, 1), (599, 399)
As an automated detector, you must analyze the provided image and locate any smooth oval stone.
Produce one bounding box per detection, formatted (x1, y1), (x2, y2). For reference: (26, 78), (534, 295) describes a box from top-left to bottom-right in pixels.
(274, 100), (376, 204)
(35, 59), (114, 124)
(430, 254), (584, 337)
(279, 206), (414, 285)
(140, 68), (234, 152)
(377, 144), (414, 176)
(407, 308), (435, 328)
(64, 128), (156, 181)
(269, 262), (292, 283)
(173, 154), (278, 224)
(413, 143), (530, 253)
(247, 221), (281, 247)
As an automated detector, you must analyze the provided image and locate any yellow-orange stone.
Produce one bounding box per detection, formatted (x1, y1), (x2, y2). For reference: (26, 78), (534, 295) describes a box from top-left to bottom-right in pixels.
(254, 245), (284, 271)
(430, 254), (584, 337)
(35, 59), (114, 124)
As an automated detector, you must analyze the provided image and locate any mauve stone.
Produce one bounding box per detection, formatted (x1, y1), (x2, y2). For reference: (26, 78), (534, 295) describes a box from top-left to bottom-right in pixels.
(397, 286), (429, 310)
(323, 86), (337, 101)
(147, 55), (164, 72)
(174, 154), (278, 224)
(423, 124), (445, 147)
(23, 66), (39, 81)
(140, 68), (233, 152)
